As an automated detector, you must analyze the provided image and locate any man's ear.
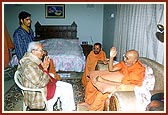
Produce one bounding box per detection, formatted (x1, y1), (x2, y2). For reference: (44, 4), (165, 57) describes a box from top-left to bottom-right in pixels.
(31, 49), (35, 54)
(134, 59), (138, 64)
(20, 19), (23, 24)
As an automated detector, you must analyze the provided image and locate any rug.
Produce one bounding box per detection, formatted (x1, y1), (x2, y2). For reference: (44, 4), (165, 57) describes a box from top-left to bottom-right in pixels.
(4, 75), (85, 111)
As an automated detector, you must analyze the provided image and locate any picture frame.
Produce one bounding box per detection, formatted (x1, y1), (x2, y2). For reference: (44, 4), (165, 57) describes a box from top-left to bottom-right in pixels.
(45, 4), (65, 18)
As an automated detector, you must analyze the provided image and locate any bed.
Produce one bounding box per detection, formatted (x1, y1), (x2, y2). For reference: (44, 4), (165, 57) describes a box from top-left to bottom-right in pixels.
(34, 21), (86, 72)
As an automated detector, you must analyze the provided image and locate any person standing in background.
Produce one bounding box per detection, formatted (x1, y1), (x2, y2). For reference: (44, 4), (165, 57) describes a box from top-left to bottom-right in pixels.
(13, 11), (34, 60)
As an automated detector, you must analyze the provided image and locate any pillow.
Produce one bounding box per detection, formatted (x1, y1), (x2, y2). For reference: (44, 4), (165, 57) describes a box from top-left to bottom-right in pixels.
(142, 64), (155, 90)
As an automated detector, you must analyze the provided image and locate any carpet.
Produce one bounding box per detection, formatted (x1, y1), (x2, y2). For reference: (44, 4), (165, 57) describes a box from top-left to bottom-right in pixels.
(4, 74), (85, 111)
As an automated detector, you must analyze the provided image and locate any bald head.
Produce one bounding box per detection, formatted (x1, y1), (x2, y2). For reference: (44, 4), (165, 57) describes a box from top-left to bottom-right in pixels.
(123, 49), (139, 67)
(146, 100), (164, 111)
(126, 50), (139, 60)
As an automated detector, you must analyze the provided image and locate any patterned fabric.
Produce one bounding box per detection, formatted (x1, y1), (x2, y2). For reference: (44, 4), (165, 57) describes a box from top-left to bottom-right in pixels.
(17, 52), (50, 109)
(142, 64), (155, 90)
(134, 65), (155, 111)
(134, 86), (151, 111)
(39, 38), (85, 72)
(10, 38), (85, 72)
(13, 26), (34, 60)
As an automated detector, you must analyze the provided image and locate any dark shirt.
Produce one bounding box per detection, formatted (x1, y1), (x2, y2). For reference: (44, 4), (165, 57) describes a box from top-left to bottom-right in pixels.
(13, 26), (34, 60)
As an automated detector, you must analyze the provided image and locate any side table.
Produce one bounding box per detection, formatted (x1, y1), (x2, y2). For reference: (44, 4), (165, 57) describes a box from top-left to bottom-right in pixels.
(81, 44), (93, 59)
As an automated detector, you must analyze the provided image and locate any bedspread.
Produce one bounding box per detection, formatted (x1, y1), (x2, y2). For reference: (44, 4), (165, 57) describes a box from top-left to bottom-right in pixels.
(40, 38), (86, 72)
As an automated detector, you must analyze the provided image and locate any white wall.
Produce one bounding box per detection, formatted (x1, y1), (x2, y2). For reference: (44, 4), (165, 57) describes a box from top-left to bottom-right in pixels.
(3, 3), (104, 44)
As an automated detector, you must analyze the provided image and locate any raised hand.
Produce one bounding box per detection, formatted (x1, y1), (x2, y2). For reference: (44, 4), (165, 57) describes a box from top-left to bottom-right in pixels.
(110, 47), (117, 58)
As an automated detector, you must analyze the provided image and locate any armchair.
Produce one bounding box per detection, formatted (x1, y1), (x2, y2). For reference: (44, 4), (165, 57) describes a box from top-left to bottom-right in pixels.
(96, 57), (164, 111)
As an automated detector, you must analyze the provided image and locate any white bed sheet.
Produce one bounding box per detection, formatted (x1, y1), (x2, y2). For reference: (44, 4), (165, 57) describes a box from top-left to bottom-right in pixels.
(40, 38), (86, 72)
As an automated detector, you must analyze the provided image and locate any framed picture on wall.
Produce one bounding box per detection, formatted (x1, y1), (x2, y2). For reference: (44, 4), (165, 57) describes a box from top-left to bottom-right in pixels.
(45, 4), (65, 18)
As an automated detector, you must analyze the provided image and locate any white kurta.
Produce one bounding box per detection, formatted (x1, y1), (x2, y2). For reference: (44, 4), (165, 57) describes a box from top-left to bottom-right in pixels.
(47, 81), (76, 111)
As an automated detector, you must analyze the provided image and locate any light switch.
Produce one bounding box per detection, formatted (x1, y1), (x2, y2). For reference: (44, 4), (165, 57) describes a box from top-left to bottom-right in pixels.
(111, 13), (114, 18)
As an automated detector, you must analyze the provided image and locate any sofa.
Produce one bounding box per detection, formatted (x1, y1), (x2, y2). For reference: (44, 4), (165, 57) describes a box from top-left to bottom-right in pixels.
(96, 57), (164, 111)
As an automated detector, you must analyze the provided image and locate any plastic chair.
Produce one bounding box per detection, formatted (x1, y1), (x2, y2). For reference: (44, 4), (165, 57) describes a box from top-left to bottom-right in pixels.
(14, 70), (49, 111)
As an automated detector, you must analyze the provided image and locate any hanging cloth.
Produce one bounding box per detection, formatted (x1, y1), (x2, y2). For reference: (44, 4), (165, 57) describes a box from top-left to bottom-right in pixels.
(4, 23), (14, 68)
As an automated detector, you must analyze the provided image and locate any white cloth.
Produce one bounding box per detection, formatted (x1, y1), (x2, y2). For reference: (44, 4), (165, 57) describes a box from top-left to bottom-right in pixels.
(134, 65), (155, 111)
(134, 86), (151, 111)
(9, 54), (18, 67)
(47, 81), (75, 111)
(142, 64), (155, 90)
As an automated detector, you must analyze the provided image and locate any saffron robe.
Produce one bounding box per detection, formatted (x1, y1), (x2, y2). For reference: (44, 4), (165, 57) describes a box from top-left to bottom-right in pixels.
(81, 50), (107, 87)
(48, 59), (61, 80)
(84, 60), (145, 111)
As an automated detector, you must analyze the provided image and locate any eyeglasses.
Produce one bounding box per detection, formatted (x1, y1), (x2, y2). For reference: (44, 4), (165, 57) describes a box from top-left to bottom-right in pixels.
(123, 54), (128, 60)
(34, 49), (44, 53)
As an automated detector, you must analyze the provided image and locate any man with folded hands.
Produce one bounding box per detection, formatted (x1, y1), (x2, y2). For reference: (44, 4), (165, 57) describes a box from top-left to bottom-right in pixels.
(17, 41), (75, 111)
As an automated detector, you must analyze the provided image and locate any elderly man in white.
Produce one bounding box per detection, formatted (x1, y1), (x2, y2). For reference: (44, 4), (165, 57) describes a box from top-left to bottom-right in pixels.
(17, 41), (75, 111)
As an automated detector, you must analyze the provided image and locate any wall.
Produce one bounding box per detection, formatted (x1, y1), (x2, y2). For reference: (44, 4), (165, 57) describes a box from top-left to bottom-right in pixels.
(102, 4), (116, 58)
(3, 3), (104, 44)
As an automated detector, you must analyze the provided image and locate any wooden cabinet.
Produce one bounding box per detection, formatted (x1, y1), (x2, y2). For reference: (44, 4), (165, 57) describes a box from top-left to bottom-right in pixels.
(81, 44), (93, 59)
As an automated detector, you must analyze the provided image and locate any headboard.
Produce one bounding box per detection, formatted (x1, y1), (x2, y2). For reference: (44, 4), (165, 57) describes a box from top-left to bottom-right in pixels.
(34, 21), (78, 41)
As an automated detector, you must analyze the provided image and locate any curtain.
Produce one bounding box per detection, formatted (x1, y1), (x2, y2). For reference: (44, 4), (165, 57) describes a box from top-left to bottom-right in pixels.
(113, 4), (164, 65)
